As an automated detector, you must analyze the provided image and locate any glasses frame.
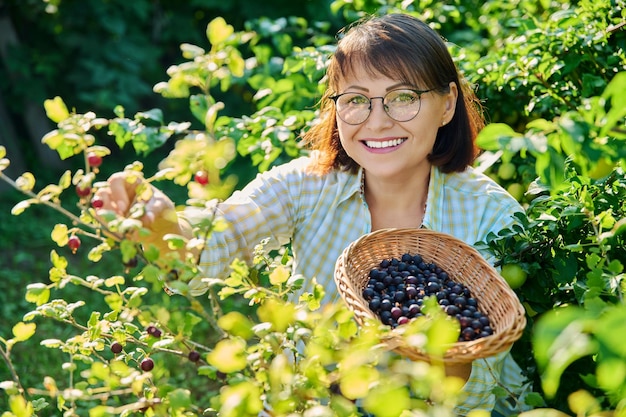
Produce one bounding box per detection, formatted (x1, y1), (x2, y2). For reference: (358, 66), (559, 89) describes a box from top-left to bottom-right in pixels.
(330, 88), (436, 125)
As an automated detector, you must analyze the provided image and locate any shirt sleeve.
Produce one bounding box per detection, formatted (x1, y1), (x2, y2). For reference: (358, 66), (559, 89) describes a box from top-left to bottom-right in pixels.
(454, 351), (508, 415)
(187, 159), (308, 296)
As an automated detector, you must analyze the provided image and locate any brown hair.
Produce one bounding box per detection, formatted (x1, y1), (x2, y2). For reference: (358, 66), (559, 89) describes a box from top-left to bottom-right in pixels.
(303, 13), (483, 175)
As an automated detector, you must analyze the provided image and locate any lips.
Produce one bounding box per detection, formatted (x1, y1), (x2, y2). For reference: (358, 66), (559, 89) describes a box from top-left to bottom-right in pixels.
(363, 138), (407, 149)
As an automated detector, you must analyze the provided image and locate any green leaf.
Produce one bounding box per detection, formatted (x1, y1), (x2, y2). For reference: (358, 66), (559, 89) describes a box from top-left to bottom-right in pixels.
(533, 307), (598, 397)
(50, 250), (68, 270)
(268, 265), (290, 285)
(217, 311), (255, 339)
(44, 96), (70, 123)
(257, 299), (295, 332)
(51, 224), (69, 247)
(9, 394), (35, 417)
(11, 199), (33, 215)
(207, 338), (247, 373)
(167, 388), (191, 410)
(15, 172), (35, 192)
(190, 94), (210, 126)
(340, 366), (379, 400)
(363, 382), (411, 417)
(25, 283), (50, 306)
(104, 275), (125, 287)
(12, 322), (36, 342)
(596, 358), (626, 392)
(207, 17), (234, 47)
(218, 381), (263, 416)
(475, 123), (521, 151)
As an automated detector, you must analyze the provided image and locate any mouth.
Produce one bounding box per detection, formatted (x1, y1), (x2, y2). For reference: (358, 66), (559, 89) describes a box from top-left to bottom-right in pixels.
(363, 138), (407, 149)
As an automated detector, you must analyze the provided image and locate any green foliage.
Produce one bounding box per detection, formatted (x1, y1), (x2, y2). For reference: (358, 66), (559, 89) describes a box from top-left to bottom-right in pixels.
(1, 0), (626, 416)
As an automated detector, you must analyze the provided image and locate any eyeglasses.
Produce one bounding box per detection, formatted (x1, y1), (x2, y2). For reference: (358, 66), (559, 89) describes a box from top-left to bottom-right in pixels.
(330, 88), (435, 125)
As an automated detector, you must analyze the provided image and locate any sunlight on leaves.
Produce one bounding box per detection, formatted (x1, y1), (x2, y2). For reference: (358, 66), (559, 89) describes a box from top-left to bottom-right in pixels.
(207, 338), (247, 373)
(44, 96), (70, 123)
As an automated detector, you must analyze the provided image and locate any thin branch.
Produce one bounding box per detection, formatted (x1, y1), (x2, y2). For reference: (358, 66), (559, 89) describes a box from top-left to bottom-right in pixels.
(0, 344), (26, 397)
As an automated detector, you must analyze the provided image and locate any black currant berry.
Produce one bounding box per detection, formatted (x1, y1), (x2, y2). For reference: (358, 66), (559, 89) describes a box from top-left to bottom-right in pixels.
(146, 325), (162, 338)
(140, 357), (154, 372)
(362, 251), (494, 341)
(111, 341), (123, 354)
(188, 350), (201, 363)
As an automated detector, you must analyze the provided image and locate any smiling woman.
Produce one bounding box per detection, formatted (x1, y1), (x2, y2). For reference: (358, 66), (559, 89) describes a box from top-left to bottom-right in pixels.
(94, 13), (527, 416)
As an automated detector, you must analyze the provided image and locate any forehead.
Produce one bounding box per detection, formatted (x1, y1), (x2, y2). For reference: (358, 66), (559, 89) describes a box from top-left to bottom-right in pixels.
(336, 69), (413, 93)
(331, 50), (426, 92)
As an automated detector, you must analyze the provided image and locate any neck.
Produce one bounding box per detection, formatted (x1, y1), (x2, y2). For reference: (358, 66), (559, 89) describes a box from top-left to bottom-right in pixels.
(363, 169), (430, 230)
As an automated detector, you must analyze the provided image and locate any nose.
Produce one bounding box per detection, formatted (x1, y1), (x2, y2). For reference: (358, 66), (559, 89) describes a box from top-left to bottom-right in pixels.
(365, 97), (394, 129)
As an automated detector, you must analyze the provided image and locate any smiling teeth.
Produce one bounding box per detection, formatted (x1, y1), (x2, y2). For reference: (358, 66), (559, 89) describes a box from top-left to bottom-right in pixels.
(364, 138), (406, 148)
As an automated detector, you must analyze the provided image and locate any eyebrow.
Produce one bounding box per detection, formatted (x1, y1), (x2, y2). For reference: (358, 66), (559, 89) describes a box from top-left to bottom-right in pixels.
(342, 82), (412, 93)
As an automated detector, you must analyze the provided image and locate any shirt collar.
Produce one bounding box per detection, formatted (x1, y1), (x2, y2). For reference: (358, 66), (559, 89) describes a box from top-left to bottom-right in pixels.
(337, 167), (364, 205)
(422, 165), (442, 229)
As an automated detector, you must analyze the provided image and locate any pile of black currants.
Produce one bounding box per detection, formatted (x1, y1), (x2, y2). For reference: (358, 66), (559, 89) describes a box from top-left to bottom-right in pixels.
(362, 252), (494, 342)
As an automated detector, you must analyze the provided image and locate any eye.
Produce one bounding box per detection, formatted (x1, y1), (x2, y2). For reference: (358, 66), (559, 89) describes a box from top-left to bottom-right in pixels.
(343, 94), (369, 106)
(388, 91), (419, 104)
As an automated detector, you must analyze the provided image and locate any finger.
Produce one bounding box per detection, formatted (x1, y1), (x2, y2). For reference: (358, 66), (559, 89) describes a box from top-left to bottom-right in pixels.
(141, 197), (158, 226)
(107, 175), (136, 214)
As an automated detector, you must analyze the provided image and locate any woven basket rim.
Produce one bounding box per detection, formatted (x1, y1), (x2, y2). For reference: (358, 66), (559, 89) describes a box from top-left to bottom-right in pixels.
(333, 228), (527, 364)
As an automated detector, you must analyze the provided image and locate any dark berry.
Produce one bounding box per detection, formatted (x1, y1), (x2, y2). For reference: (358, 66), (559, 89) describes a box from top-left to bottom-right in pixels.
(188, 350), (201, 362)
(123, 256), (138, 269)
(68, 235), (81, 253)
(369, 298), (381, 312)
(461, 327), (475, 341)
(362, 287), (376, 300)
(405, 286), (418, 299)
(87, 152), (102, 168)
(146, 325), (162, 338)
(140, 357), (154, 372)
(380, 299), (393, 311)
(364, 252), (492, 339)
(111, 341), (123, 354)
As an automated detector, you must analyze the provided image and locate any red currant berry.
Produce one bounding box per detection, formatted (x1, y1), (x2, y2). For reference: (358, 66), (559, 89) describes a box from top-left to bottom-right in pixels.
(68, 235), (81, 253)
(140, 357), (154, 372)
(194, 170), (209, 185)
(91, 196), (104, 209)
(76, 184), (92, 198)
(188, 350), (201, 363)
(111, 341), (123, 354)
(87, 152), (102, 168)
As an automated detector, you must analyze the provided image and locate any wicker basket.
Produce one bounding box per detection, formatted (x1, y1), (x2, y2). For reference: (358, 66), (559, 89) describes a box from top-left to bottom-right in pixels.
(334, 228), (527, 364)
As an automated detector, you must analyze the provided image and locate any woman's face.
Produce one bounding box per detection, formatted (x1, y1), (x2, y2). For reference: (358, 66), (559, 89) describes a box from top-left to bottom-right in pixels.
(335, 68), (457, 182)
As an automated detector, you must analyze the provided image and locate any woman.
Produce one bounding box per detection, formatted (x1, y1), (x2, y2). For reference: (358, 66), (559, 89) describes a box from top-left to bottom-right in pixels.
(96, 13), (527, 415)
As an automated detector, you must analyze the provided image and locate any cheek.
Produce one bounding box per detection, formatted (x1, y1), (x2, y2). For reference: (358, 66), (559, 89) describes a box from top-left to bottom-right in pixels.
(336, 127), (358, 157)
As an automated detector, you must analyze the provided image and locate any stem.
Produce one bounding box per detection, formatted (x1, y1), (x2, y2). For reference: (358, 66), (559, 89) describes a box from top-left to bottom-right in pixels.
(0, 171), (90, 229)
(0, 344), (27, 397)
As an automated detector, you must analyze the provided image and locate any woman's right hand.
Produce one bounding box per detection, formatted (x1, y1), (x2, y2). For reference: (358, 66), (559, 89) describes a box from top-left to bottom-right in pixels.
(93, 171), (191, 254)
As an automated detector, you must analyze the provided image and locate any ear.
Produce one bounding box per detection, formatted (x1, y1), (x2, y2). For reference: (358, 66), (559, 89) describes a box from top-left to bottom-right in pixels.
(441, 81), (458, 126)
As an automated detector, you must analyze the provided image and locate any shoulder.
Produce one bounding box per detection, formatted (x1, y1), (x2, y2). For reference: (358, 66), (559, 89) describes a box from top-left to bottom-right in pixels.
(433, 166), (525, 229)
(243, 153), (356, 193)
(439, 167), (520, 207)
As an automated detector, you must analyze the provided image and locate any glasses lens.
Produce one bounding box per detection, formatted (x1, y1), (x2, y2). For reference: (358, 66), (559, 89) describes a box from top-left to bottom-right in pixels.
(333, 89), (424, 124)
(335, 93), (370, 125)
(385, 90), (421, 122)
